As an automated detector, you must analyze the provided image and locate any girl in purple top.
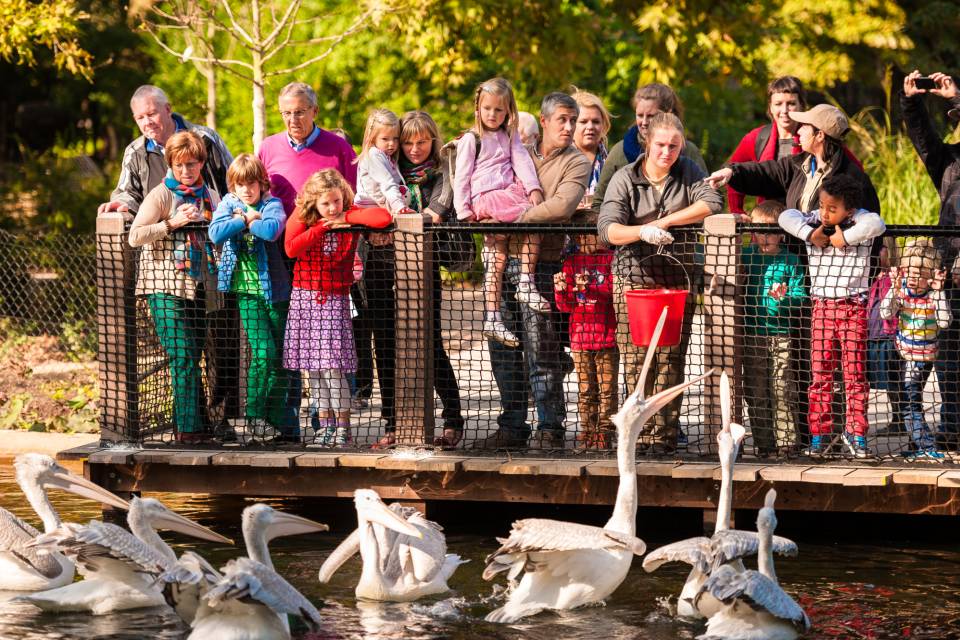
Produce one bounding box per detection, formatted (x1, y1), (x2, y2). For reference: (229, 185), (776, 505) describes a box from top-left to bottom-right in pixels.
(454, 77), (545, 347)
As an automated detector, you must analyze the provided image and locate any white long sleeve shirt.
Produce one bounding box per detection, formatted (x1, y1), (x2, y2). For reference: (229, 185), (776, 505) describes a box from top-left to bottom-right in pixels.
(355, 147), (408, 214)
(779, 207), (886, 299)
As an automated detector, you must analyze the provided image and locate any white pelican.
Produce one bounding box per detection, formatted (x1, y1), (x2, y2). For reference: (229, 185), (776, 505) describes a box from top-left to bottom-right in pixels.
(186, 503), (328, 640)
(17, 496), (232, 614)
(642, 373), (797, 618)
(695, 489), (810, 640)
(0, 452), (131, 591)
(318, 488), (466, 601)
(482, 309), (713, 623)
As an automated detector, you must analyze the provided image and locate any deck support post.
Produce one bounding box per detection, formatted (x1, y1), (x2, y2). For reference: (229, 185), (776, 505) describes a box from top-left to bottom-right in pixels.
(393, 214), (436, 445)
(95, 212), (139, 445)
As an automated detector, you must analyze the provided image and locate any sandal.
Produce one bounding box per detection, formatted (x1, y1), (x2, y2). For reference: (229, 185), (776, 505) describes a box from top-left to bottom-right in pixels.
(371, 433), (396, 449)
(433, 428), (463, 450)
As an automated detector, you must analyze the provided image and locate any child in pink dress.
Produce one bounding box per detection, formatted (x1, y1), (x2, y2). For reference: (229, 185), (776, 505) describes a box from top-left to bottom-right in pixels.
(454, 77), (544, 347)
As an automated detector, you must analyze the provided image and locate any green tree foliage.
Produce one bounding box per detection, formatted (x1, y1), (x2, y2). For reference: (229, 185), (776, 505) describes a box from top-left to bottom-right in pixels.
(0, 0), (94, 79)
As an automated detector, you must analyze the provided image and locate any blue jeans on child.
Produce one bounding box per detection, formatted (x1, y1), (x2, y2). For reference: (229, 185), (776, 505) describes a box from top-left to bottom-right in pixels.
(903, 359), (937, 451)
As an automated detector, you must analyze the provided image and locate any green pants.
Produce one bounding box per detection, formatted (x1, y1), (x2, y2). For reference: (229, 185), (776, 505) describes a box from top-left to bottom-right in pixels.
(237, 293), (293, 427)
(148, 293), (204, 434)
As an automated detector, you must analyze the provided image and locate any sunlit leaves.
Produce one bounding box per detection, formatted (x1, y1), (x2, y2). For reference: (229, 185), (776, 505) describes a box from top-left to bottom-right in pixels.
(0, 0), (94, 80)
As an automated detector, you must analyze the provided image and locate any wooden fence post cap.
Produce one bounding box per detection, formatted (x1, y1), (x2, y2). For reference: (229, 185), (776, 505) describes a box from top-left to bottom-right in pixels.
(96, 212), (128, 235)
(703, 213), (739, 236)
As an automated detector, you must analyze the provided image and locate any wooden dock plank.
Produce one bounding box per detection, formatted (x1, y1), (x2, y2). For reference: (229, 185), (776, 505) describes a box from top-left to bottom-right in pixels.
(637, 462), (678, 477)
(500, 460), (543, 475)
(937, 471), (960, 488)
(759, 465), (812, 482)
(337, 454), (386, 469)
(672, 464), (719, 479)
(211, 452), (256, 466)
(133, 450), (179, 464)
(88, 450), (138, 465)
(584, 461), (620, 477)
(57, 443), (102, 462)
(293, 453), (340, 468)
(842, 469), (894, 487)
(537, 460), (588, 477)
(460, 458), (506, 473)
(249, 453), (300, 468)
(892, 469), (945, 485)
(710, 464), (768, 482)
(413, 457), (465, 473)
(800, 467), (856, 484)
(375, 457), (422, 471)
(167, 451), (214, 466)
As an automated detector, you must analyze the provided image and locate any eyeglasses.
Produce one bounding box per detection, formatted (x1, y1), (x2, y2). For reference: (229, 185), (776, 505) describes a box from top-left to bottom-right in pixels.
(280, 110), (312, 120)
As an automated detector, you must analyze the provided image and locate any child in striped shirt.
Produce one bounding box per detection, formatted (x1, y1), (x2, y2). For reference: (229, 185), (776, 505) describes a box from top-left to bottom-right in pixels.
(880, 239), (952, 459)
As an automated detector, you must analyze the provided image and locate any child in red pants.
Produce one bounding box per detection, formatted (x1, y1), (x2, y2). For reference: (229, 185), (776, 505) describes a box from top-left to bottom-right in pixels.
(779, 174), (886, 458)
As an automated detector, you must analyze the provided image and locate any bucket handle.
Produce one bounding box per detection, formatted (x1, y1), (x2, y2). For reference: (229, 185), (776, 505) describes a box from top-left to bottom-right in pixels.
(632, 249), (691, 292)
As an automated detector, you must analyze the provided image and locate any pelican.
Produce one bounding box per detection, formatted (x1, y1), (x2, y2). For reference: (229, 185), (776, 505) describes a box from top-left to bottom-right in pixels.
(695, 490), (810, 640)
(0, 453), (131, 591)
(482, 309), (713, 623)
(17, 496), (232, 614)
(186, 503), (328, 640)
(318, 489), (466, 601)
(642, 373), (797, 618)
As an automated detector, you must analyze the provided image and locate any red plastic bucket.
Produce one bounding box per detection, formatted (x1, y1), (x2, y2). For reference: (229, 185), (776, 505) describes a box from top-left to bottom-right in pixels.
(625, 289), (688, 347)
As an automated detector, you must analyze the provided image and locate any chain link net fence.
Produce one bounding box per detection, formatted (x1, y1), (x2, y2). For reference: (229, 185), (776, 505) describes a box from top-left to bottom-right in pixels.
(90, 216), (960, 464)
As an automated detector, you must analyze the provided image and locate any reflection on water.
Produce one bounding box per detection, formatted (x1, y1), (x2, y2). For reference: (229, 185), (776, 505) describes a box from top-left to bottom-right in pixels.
(0, 462), (959, 639)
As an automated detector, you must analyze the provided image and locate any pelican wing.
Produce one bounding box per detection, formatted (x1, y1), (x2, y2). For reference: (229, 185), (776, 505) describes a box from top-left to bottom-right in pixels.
(709, 530), (798, 572)
(317, 528), (361, 583)
(204, 557), (322, 631)
(398, 511), (449, 583)
(159, 551), (222, 624)
(29, 520), (171, 576)
(484, 519), (645, 581)
(642, 537), (712, 574)
(698, 564), (810, 631)
(0, 507), (63, 579)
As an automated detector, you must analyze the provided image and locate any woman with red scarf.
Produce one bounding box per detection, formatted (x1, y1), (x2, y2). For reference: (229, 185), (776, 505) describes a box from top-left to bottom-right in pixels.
(129, 130), (221, 443)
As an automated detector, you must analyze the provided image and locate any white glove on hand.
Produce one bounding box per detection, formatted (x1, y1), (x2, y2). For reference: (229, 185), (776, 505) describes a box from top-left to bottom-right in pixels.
(637, 225), (674, 245)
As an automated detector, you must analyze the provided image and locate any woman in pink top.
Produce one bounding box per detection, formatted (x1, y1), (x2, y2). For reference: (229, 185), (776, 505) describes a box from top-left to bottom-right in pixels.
(454, 77), (545, 347)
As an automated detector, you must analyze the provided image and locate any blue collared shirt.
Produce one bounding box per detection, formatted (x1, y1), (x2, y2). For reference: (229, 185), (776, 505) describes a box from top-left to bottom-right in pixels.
(145, 114), (186, 154)
(288, 125), (320, 152)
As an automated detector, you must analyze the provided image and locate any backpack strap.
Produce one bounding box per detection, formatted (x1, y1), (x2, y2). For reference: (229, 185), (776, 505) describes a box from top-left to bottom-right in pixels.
(754, 123), (773, 160)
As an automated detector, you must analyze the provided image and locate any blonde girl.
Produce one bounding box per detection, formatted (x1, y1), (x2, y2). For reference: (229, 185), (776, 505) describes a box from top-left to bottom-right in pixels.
(283, 169), (391, 446)
(454, 77), (545, 347)
(354, 108), (413, 214)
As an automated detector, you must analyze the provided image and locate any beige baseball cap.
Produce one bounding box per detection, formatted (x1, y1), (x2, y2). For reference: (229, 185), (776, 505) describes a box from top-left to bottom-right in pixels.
(789, 104), (849, 140)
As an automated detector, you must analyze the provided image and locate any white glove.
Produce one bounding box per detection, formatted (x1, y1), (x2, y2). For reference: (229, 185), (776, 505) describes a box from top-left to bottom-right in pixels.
(637, 224), (674, 245)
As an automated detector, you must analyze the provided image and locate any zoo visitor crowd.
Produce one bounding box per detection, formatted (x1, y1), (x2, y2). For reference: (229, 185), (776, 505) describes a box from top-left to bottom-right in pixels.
(96, 70), (960, 459)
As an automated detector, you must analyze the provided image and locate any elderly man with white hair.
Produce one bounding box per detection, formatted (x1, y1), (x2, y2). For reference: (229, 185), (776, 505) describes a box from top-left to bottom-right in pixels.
(98, 85), (233, 216)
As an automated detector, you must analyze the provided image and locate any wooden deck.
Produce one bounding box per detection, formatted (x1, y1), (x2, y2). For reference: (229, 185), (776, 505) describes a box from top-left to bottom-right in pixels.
(60, 444), (960, 516)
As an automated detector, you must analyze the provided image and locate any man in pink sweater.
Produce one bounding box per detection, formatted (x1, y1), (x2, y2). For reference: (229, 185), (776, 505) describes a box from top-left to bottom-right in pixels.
(257, 81), (358, 442)
(258, 82), (358, 216)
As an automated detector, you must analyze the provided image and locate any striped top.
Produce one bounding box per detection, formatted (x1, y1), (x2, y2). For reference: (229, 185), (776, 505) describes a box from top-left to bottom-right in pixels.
(879, 281), (952, 361)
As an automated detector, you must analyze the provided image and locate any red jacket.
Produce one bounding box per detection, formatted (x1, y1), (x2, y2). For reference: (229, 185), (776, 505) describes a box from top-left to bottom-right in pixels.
(726, 122), (863, 214)
(285, 206), (391, 293)
(554, 249), (617, 351)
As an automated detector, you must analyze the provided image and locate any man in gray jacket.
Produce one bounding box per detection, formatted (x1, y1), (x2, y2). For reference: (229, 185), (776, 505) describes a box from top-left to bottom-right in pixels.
(98, 85), (233, 215)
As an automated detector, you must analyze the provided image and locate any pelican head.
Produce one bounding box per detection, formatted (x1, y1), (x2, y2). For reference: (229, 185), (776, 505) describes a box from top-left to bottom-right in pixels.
(756, 489), (778, 535)
(717, 372), (746, 461)
(14, 452), (130, 510)
(611, 308), (714, 444)
(354, 490), (423, 539)
(132, 497), (233, 544)
(242, 503), (329, 545)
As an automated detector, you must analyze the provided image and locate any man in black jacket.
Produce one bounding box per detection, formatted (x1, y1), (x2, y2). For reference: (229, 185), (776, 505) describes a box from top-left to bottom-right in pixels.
(902, 70), (960, 450)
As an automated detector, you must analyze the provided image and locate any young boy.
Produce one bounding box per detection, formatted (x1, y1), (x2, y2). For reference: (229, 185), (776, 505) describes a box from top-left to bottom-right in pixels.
(742, 200), (806, 457)
(779, 174), (886, 458)
(880, 239), (952, 460)
(554, 212), (618, 449)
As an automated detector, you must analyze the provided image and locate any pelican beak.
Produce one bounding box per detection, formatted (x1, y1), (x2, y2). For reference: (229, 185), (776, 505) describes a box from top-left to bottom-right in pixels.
(153, 510), (234, 545)
(635, 368), (715, 428)
(45, 467), (131, 511)
(265, 511), (330, 541)
(361, 501), (423, 539)
(728, 421), (746, 445)
(720, 371), (732, 432)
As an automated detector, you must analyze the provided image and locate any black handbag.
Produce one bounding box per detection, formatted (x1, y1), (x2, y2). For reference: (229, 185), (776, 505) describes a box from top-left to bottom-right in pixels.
(434, 227), (477, 272)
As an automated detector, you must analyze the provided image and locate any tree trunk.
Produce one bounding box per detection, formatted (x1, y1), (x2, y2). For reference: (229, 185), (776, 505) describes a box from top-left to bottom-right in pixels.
(251, 0), (265, 151)
(205, 65), (217, 130)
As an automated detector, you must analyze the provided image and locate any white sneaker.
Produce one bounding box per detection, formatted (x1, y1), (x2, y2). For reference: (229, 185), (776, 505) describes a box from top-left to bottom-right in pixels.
(332, 426), (353, 447)
(482, 319), (521, 348)
(308, 425), (336, 446)
(249, 419), (279, 444)
(516, 281), (552, 313)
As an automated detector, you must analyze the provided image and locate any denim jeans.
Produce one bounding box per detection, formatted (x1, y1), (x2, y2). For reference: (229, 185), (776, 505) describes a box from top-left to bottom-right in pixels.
(488, 259), (566, 438)
(903, 359), (937, 450)
(935, 287), (960, 441)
